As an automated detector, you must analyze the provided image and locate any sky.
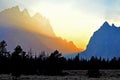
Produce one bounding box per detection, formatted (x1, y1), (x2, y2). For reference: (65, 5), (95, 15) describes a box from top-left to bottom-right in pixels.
(0, 0), (120, 50)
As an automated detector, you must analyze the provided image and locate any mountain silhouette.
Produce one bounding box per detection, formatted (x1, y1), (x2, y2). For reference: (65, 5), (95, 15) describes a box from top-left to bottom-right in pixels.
(0, 6), (80, 54)
(79, 21), (120, 59)
(0, 6), (55, 37)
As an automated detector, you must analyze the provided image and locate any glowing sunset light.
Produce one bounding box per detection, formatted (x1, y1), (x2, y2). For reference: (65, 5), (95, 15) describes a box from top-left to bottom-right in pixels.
(0, 0), (120, 50)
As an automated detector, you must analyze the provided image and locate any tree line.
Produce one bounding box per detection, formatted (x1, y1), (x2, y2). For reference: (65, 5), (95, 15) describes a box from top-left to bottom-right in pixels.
(0, 40), (120, 77)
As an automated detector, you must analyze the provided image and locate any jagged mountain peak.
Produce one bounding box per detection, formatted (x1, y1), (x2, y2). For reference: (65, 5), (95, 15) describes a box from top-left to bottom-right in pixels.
(101, 21), (118, 28)
(11, 5), (19, 10)
(79, 21), (120, 59)
(111, 23), (116, 27)
(6, 5), (20, 13)
(33, 13), (43, 18)
(22, 9), (30, 17)
(0, 6), (55, 37)
(33, 13), (48, 22)
(0, 6), (80, 54)
(96, 22), (120, 34)
(103, 21), (109, 25)
(100, 21), (110, 29)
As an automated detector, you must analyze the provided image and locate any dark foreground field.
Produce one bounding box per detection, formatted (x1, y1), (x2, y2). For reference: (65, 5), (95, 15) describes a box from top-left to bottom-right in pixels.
(0, 70), (120, 80)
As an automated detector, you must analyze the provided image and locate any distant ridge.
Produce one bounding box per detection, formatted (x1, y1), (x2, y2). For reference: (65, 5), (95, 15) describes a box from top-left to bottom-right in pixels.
(80, 21), (120, 59)
(64, 21), (120, 59)
(0, 6), (55, 37)
(0, 6), (80, 54)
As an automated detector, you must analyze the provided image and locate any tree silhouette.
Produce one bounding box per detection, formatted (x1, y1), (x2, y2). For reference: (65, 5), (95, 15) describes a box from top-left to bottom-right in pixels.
(0, 40), (10, 74)
(0, 40), (120, 77)
(0, 40), (9, 57)
(11, 45), (26, 78)
(49, 50), (62, 59)
(44, 50), (63, 75)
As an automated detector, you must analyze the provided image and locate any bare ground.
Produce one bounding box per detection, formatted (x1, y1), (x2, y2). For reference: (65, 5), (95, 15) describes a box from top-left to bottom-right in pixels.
(0, 70), (120, 80)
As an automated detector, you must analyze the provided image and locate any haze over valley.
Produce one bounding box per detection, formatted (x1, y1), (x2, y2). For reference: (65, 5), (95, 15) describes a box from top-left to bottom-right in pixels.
(0, 6), (80, 54)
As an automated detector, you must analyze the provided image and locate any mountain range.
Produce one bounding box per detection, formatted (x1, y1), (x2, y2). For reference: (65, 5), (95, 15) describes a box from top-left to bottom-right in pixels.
(65, 21), (120, 59)
(0, 6), (80, 55)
